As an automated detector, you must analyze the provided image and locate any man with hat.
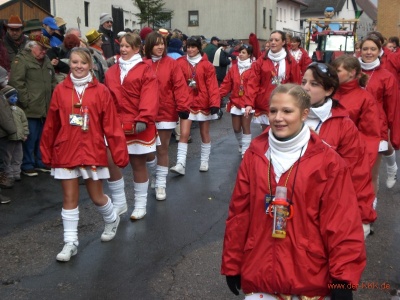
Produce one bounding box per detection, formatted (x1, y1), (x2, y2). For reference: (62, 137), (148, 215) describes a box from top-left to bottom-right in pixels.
(86, 29), (108, 82)
(3, 15), (27, 65)
(23, 19), (43, 36)
(98, 13), (116, 59)
(53, 16), (67, 42)
(42, 16), (62, 47)
(204, 36), (220, 63)
(9, 34), (57, 177)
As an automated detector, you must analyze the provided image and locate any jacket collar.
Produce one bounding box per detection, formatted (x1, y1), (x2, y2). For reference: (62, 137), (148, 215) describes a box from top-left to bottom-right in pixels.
(248, 128), (327, 162)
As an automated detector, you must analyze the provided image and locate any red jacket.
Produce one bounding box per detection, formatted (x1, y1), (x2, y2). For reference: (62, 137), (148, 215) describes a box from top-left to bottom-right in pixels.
(334, 79), (380, 167)
(318, 103), (377, 224)
(289, 47), (312, 75)
(221, 130), (366, 296)
(105, 60), (159, 143)
(40, 76), (128, 168)
(219, 63), (253, 109)
(363, 66), (400, 149)
(176, 54), (220, 112)
(144, 56), (191, 122)
(244, 55), (302, 116)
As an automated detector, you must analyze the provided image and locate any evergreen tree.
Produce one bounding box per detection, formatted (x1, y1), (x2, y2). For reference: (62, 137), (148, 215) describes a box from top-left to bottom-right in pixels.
(134, 0), (173, 28)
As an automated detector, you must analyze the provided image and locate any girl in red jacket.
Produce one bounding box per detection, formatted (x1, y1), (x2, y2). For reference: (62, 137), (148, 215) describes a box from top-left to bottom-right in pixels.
(220, 44), (254, 157)
(143, 32), (191, 201)
(221, 84), (365, 299)
(169, 36), (220, 175)
(40, 47), (129, 262)
(244, 30), (302, 131)
(105, 33), (159, 220)
(359, 35), (400, 191)
(302, 62), (376, 238)
(332, 55), (381, 169)
(289, 36), (312, 75)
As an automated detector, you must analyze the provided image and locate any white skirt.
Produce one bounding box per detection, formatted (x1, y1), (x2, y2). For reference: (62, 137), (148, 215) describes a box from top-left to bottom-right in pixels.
(229, 106), (243, 116)
(51, 166), (110, 180)
(189, 112), (218, 121)
(252, 114), (269, 125)
(245, 293), (330, 300)
(127, 135), (161, 155)
(379, 140), (388, 152)
(156, 121), (177, 130)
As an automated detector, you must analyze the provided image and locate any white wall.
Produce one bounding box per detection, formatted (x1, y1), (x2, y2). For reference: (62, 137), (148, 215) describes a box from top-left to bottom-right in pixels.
(51, 0), (140, 36)
(163, 0), (275, 41)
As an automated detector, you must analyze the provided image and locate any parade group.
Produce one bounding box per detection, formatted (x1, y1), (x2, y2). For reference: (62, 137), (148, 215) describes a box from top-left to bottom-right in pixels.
(0, 10), (399, 300)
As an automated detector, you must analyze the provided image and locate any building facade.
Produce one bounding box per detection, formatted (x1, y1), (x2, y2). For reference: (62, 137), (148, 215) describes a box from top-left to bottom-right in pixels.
(377, 0), (400, 38)
(162, 0), (276, 41)
(276, 0), (308, 37)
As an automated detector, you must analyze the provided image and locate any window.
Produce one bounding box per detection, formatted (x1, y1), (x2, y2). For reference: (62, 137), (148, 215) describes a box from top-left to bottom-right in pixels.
(188, 11), (199, 26)
(263, 7), (266, 28)
(290, 7), (293, 20)
(84, 2), (89, 27)
(269, 9), (273, 30)
(280, 8), (282, 22)
(284, 9), (286, 23)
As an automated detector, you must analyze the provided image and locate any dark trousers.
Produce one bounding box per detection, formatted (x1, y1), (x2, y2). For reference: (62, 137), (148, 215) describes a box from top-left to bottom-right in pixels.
(22, 118), (45, 171)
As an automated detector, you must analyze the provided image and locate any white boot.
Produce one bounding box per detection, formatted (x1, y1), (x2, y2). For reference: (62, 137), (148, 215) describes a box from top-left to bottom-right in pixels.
(241, 134), (252, 157)
(146, 157), (157, 189)
(97, 196), (120, 242)
(155, 165), (168, 201)
(385, 152), (398, 188)
(170, 142), (188, 175)
(199, 142), (211, 172)
(234, 131), (242, 153)
(130, 180), (148, 220)
(57, 207), (79, 262)
(107, 178), (127, 215)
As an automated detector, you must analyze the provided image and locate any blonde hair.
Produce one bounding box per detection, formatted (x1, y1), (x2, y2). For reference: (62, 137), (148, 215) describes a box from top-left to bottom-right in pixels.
(270, 84), (311, 110)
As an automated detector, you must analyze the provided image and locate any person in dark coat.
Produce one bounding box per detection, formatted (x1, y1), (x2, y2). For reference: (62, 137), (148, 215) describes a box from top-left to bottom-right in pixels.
(98, 13), (116, 59)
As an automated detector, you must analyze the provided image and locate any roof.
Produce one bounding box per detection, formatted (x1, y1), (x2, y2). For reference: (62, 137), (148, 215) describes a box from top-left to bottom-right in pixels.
(301, 0), (347, 14)
(355, 0), (377, 20)
(278, 0), (308, 6)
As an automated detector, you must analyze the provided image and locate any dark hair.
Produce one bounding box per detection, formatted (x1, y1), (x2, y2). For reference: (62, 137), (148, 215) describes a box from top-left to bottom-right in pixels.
(186, 36), (203, 55)
(367, 31), (385, 45)
(291, 36), (302, 47)
(388, 36), (400, 47)
(360, 34), (382, 51)
(331, 55), (368, 87)
(306, 62), (339, 97)
(63, 34), (81, 50)
(122, 32), (142, 50)
(144, 31), (166, 59)
(238, 44), (253, 57)
(263, 30), (292, 63)
(270, 83), (311, 111)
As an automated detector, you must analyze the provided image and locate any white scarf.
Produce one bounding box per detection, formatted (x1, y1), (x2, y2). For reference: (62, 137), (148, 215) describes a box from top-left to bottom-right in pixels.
(290, 49), (302, 62)
(268, 48), (287, 80)
(238, 58), (251, 75)
(213, 47), (223, 66)
(379, 49), (384, 58)
(187, 53), (202, 66)
(305, 98), (333, 133)
(151, 55), (162, 62)
(358, 57), (380, 71)
(70, 73), (92, 95)
(266, 124), (310, 182)
(119, 54), (142, 84)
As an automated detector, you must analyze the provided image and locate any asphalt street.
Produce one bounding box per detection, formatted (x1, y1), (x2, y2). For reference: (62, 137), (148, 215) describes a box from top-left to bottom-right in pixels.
(0, 112), (399, 300)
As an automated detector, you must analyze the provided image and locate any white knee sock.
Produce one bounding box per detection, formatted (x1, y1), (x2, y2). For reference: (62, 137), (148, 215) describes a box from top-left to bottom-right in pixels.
(241, 134), (252, 155)
(373, 197), (377, 210)
(156, 165), (168, 188)
(385, 152), (397, 172)
(134, 180), (148, 209)
(201, 142), (211, 163)
(61, 207), (79, 246)
(177, 142), (188, 166)
(107, 178), (126, 209)
(234, 131), (242, 147)
(96, 195), (117, 223)
(146, 157), (157, 177)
